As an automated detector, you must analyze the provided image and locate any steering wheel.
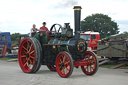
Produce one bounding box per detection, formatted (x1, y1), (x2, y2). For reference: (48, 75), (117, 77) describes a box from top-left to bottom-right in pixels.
(50, 24), (63, 33)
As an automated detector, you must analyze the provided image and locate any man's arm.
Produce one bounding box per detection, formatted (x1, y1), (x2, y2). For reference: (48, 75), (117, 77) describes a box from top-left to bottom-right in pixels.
(32, 28), (37, 33)
(46, 27), (49, 31)
(36, 28), (39, 31)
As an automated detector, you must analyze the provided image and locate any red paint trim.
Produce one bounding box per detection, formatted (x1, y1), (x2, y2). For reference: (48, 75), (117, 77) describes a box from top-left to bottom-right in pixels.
(74, 60), (88, 67)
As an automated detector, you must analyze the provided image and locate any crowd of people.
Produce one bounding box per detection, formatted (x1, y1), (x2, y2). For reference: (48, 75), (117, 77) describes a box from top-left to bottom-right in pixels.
(30, 22), (48, 37)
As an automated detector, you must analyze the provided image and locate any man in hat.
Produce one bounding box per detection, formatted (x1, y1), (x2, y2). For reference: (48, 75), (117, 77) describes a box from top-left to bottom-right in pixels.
(30, 24), (39, 37)
(40, 22), (49, 31)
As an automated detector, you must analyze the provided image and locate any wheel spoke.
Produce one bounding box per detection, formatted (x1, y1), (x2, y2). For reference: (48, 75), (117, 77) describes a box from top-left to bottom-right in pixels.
(27, 41), (30, 47)
(30, 56), (35, 59)
(58, 27), (61, 32)
(84, 66), (87, 70)
(89, 66), (91, 72)
(91, 60), (95, 63)
(64, 61), (69, 65)
(24, 51), (27, 54)
(29, 50), (35, 55)
(63, 55), (66, 63)
(21, 55), (26, 58)
(23, 62), (27, 67)
(59, 58), (62, 64)
(91, 62), (95, 65)
(88, 55), (91, 61)
(54, 27), (56, 32)
(91, 63), (95, 66)
(59, 65), (62, 69)
(86, 65), (88, 71)
(63, 67), (65, 74)
(90, 66), (94, 71)
(28, 44), (33, 52)
(47, 65), (56, 71)
(22, 46), (28, 52)
(27, 41), (30, 50)
(65, 66), (69, 72)
(27, 63), (31, 70)
(29, 59), (33, 65)
(61, 67), (65, 74)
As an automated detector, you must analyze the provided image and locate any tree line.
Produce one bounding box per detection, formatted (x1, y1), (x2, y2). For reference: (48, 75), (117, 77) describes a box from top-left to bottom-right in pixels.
(11, 13), (125, 41)
(11, 33), (20, 45)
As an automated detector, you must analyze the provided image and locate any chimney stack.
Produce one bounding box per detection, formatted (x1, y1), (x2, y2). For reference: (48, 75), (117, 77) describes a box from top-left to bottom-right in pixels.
(73, 6), (82, 39)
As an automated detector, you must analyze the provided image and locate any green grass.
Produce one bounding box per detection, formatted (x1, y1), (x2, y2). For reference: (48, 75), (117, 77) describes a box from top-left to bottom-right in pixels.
(0, 58), (15, 61)
(120, 66), (128, 69)
(100, 64), (128, 69)
(100, 64), (116, 68)
(11, 42), (18, 45)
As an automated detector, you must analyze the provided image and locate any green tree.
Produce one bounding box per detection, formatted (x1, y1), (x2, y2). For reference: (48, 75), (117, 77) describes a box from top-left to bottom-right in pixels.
(81, 13), (119, 38)
(122, 31), (128, 36)
(11, 33), (20, 41)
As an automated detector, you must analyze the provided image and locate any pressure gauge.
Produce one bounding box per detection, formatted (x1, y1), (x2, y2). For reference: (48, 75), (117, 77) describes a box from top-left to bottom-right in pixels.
(66, 31), (72, 38)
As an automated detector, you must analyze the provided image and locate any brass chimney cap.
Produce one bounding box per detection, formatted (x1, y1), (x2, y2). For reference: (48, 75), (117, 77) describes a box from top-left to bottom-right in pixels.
(73, 6), (82, 10)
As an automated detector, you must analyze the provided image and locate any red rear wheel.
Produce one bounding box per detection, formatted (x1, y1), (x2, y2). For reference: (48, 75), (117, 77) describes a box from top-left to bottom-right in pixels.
(47, 65), (56, 71)
(81, 51), (98, 75)
(18, 38), (42, 73)
(56, 51), (73, 78)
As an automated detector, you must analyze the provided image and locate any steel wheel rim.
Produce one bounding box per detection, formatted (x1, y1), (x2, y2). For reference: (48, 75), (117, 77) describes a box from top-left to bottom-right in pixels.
(81, 52), (97, 75)
(18, 38), (35, 73)
(56, 53), (71, 77)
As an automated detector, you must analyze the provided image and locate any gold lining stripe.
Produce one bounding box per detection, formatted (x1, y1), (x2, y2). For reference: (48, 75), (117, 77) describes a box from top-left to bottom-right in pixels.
(66, 39), (72, 53)
(74, 8), (81, 10)
(48, 39), (52, 44)
(58, 40), (61, 52)
(52, 39), (57, 54)
(53, 39), (57, 44)
(58, 40), (61, 44)
(77, 40), (86, 52)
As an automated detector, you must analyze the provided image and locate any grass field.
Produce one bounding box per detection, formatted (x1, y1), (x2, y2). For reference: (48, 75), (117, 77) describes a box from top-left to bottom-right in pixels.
(0, 58), (16, 61)
(100, 64), (128, 69)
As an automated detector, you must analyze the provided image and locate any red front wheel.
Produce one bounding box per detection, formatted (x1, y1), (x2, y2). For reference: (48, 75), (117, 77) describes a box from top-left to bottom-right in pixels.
(18, 38), (42, 73)
(56, 51), (73, 78)
(81, 51), (98, 75)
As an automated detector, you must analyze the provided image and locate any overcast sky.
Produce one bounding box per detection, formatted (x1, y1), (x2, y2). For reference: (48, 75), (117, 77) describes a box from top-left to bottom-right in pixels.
(0, 0), (128, 34)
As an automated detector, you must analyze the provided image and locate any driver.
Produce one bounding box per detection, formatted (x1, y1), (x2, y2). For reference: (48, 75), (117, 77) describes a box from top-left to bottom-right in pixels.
(39, 22), (49, 31)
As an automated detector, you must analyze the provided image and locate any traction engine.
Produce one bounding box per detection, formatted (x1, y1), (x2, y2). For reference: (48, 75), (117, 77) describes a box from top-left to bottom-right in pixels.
(18, 6), (98, 78)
